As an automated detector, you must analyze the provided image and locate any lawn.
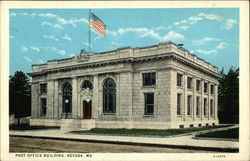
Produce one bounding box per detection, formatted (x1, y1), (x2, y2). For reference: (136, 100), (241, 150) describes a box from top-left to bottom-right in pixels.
(9, 124), (60, 131)
(71, 125), (230, 137)
(195, 128), (239, 139)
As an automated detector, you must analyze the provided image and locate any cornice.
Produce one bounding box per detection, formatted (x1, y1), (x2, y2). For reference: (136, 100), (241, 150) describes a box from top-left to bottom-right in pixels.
(29, 53), (219, 79)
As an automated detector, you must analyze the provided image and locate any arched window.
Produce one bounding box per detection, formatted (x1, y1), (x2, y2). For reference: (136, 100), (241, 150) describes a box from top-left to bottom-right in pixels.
(62, 82), (72, 113)
(103, 78), (116, 113)
(82, 80), (93, 90)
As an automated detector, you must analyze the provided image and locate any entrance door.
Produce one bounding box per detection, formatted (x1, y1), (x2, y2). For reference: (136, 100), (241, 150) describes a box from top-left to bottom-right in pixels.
(83, 100), (92, 119)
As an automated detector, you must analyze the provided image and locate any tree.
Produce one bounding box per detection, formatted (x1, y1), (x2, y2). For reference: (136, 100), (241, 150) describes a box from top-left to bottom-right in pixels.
(9, 71), (31, 124)
(218, 67), (239, 124)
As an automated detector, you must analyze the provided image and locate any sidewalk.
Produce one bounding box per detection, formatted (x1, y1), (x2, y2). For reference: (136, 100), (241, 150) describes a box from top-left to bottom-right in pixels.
(9, 126), (239, 152)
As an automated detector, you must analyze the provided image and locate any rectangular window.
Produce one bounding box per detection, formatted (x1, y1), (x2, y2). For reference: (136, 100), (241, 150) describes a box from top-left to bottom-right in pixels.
(177, 73), (183, 87)
(177, 93), (181, 115)
(196, 96), (200, 116)
(187, 95), (192, 115)
(40, 83), (47, 94)
(187, 77), (192, 89)
(196, 80), (201, 91)
(210, 85), (214, 94)
(210, 99), (214, 115)
(204, 82), (208, 93)
(204, 98), (207, 116)
(144, 93), (154, 115)
(143, 73), (156, 86)
(40, 98), (47, 116)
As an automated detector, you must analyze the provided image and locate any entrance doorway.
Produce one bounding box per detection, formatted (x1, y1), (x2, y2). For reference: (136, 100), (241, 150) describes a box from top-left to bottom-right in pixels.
(83, 100), (92, 119)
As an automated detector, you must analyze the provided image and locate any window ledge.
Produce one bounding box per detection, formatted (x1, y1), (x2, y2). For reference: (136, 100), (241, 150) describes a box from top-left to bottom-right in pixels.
(187, 88), (193, 91)
(102, 113), (116, 115)
(177, 86), (184, 89)
(142, 85), (156, 88)
(143, 115), (154, 117)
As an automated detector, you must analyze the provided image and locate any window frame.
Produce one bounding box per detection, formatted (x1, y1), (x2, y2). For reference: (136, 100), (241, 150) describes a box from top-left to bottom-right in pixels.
(210, 99), (214, 116)
(82, 80), (93, 90)
(144, 93), (154, 115)
(187, 95), (192, 115)
(196, 96), (200, 116)
(40, 98), (47, 116)
(187, 77), (193, 89)
(103, 78), (116, 114)
(177, 93), (181, 115)
(40, 83), (47, 94)
(177, 73), (183, 87)
(196, 80), (201, 92)
(142, 72), (156, 86)
(210, 84), (214, 94)
(204, 98), (207, 116)
(204, 82), (208, 93)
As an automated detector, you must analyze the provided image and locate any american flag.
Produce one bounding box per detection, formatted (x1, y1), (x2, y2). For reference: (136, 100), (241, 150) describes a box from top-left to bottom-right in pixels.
(89, 13), (106, 37)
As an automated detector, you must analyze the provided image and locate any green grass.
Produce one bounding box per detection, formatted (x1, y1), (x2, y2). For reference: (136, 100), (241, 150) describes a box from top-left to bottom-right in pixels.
(9, 124), (60, 131)
(71, 125), (230, 137)
(195, 128), (239, 139)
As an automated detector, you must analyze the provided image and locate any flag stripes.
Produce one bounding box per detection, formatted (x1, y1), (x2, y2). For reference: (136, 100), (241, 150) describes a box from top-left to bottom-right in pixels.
(89, 13), (106, 37)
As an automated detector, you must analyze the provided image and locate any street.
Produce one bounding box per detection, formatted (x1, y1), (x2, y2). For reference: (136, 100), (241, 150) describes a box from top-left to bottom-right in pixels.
(10, 136), (212, 153)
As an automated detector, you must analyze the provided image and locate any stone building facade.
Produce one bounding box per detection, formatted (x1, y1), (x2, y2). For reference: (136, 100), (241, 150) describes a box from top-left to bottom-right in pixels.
(29, 42), (220, 130)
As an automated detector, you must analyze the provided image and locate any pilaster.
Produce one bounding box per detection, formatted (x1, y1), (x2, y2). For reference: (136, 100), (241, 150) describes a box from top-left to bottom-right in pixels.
(92, 75), (99, 118)
(46, 80), (54, 118)
(72, 77), (78, 118)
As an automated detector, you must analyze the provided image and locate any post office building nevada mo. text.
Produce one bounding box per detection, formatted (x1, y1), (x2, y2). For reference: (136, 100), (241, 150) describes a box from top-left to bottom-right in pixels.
(28, 42), (220, 130)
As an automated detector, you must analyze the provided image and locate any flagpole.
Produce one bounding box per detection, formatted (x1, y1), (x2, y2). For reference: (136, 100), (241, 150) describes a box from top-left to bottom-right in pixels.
(88, 9), (91, 52)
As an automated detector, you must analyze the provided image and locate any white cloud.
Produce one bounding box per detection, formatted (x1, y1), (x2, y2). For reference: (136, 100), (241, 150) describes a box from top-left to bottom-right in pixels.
(24, 56), (32, 62)
(10, 12), (16, 17)
(10, 35), (15, 39)
(188, 16), (203, 24)
(198, 13), (222, 21)
(109, 27), (161, 40)
(163, 31), (185, 41)
(216, 42), (229, 49)
(62, 35), (72, 41)
(192, 37), (220, 45)
(224, 19), (237, 30)
(30, 46), (40, 52)
(108, 27), (184, 42)
(39, 13), (57, 18)
(69, 53), (76, 57)
(174, 20), (187, 26)
(21, 46), (28, 52)
(191, 41), (229, 55)
(43, 35), (59, 41)
(191, 49), (217, 55)
(44, 46), (66, 55)
(39, 13), (88, 28)
(178, 26), (189, 30)
(20, 12), (28, 16)
(41, 21), (63, 30)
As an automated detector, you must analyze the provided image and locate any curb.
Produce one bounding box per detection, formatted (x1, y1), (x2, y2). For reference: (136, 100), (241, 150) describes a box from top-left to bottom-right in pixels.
(10, 134), (239, 153)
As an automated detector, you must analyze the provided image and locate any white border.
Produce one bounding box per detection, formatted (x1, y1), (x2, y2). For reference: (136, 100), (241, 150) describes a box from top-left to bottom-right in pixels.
(1, 1), (249, 161)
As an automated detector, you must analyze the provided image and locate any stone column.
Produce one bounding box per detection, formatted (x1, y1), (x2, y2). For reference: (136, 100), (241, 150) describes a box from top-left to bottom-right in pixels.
(214, 85), (218, 120)
(31, 83), (39, 118)
(72, 77), (78, 118)
(46, 80), (54, 118)
(92, 75), (99, 119)
(208, 82), (210, 120)
(200, 79), (204, 121)
(53, 80), (59, 118)
(183, 73), (187, 121)
(193, 78), (197, 121)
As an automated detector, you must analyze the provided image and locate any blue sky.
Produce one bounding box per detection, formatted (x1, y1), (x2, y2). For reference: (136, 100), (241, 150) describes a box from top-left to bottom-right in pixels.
(9, 8), (239, 76)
